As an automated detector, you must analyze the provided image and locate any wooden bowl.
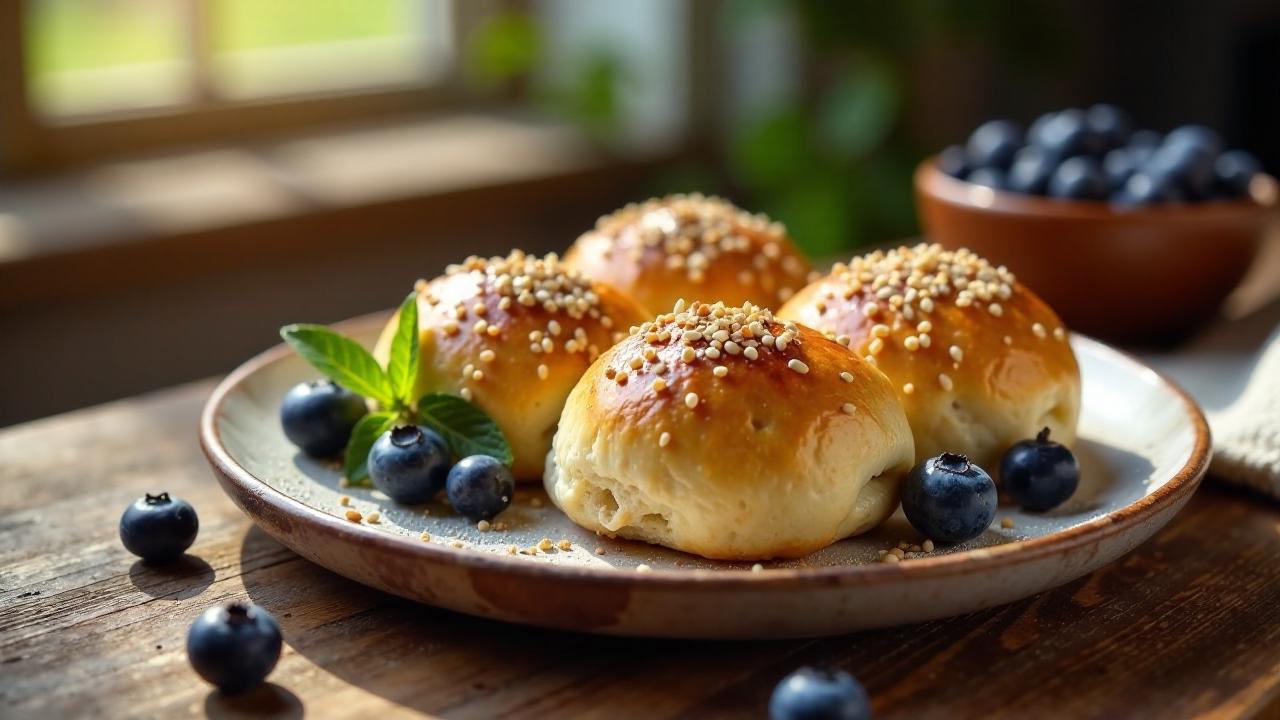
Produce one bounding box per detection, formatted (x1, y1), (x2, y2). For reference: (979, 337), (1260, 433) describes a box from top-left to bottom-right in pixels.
(914, 159), (1278, 344)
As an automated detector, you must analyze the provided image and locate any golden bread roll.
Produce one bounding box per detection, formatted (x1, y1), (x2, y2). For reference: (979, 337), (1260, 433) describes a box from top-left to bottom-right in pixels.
(563, 194), (814, 314)
(374, 251), (648, 481)
(779, 243), (1081, 470)
(546, 300), (915, 560)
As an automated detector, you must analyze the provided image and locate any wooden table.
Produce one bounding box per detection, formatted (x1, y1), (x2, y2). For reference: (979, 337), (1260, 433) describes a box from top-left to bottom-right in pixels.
(3, 381), (1280, 720)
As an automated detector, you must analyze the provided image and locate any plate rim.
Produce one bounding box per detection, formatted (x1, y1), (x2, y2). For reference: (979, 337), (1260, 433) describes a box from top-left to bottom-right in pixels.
(199, 314), (1211, 591)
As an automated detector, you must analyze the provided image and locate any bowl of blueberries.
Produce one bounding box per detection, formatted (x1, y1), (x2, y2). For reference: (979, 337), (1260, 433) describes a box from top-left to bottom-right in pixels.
(915, 104), (1277, 344)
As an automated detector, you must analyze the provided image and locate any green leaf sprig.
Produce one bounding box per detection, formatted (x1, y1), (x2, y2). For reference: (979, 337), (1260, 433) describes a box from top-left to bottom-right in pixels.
(281, 293), (513, 483)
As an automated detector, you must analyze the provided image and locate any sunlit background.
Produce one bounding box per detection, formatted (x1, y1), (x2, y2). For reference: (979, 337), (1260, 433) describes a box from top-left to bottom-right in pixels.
(2, 0), (1277, 425)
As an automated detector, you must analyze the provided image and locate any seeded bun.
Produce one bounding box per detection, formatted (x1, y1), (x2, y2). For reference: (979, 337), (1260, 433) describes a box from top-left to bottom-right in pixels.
(374, 251), (648, 481)
(779, 243), (1081, 471)
(546, 300), (915, 560)
(563, 194), (814, 315)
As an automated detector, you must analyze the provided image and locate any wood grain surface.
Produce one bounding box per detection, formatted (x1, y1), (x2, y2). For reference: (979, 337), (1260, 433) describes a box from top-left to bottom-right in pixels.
(2, 382), (1280, 719)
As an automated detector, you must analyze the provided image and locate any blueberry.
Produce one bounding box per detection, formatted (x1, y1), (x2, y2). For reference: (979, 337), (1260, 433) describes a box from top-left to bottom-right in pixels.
(1006, 146), (1054, 195)
(1027, 111), (1057, 147)
(769, 666), (870, 720)
(119, 492), (198, 563)
(1112, 172), (1184, 207)
(280, 380), (368, 457)
(1102, 148), (1140, 192)
(1127, 129), (1162, 153)
(368, 425), (450, 504)
(999, 427), (1080, 511)
(1145, 143), (1214, 200)
(1047, 156), (1107, 200)
(446, 455), (515, 521)
(1035, 109), (1105, 161)
(966, 167), (1005, 190)
(966, 119), (1023, 170)
(1165, 124), (1223, 157)
(937, 144), (970, 179)
(187, 602), (283, 695)
(1086, 103), (1132, 150)
(1215, 150), (1261, 198)
(901, 452), (997, 544)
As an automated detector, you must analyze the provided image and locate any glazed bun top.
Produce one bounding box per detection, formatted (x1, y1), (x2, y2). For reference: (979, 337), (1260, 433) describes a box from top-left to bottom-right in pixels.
(563, 194), (814, 314)
(374, 250), (648, 479)
(779, 243), (1081, 468)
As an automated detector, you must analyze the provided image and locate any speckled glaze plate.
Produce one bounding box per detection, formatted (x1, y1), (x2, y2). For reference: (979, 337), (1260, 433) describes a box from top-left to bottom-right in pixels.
(200, 314), (1210, 639)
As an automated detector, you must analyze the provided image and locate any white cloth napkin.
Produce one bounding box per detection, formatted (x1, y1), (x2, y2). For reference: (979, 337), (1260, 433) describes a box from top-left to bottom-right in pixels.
(1144, 301), (1280, 498)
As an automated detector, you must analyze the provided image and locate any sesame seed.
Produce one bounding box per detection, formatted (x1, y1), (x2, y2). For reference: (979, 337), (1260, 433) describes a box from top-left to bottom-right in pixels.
(473, 303), (487, 316)
(1001, 517), (1015, 529)
(443, 321), (459, 336)
(682, 347), (696, 363)
(477, 520), (491, 531)
(840, 371), (854, 383)
(558, 540), (573, 551)
(420, 531), (431, 541)
(869, 338), (885, 355)
(919, 333), (932, 348)
(460, 388), (473, 401)
(629, 356), (643, 370)
(537, 363), (549, 379)
(922, 539), (934, 552)
(615, 371), (629, 385)
(787, 359), (810, 374)
(1053, 327), (1066, 341)
(685, 392), (700, 409)
(653, 361), (667, 374)
(538, 538), (554, 552)
(902, 383), (915, 395)
(548, 319), (562, 336)
(713, 365), (729, 378)
(949, 345), (964, 363)
(366, 511), (380, 523)
(836, 335), (852, 346)
(904, 336), (920, 351)
(636, 564), (653, 573)
(744, 346), (759, 360)
(988, 302), (1003, 316)
(479, 349), (495, 363)
(595, 547), (606, 556)
(751, 563), (764, 573)
(938, 373), (954, 391)
(841, 403), (856, 414)
(882, 553), (901, 563)
(450, 540), (464, 548)
(473, 320), (488, 335)
(871, 324), (890, 338)
(705, 347), (722, 360)
(471, 370), (484, 381)
(1003, 335), (1013, 346)
(1032, 322), (1047, 338)
(724, 340), (742, 355)
(339, 495), (350, 506)
(653, 378), (668, 393)
(916, 320), (932, 333)
(658, 431), (671, 447)
(507, 544), (518, 554)
(345, 510), (362, 522)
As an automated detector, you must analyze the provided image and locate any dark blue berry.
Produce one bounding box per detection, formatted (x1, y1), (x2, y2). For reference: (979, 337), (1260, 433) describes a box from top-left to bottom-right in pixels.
(1145, 143), (1215, 200)
(966, 167), (1005, 190)
(1027, 112), (1057, 147)
(187, 602), (283, 695)
(937, 144), (970, 179)
(1047, 157), (1107, 200)
(966, 119), (1023, 170)
(368, 425), (450, 504)
(1035, 109), (1105, 161)
(1215, 150), (1261, 198)
(1112, 172), (1184, 207)
(901, 452), (997, 544)
(1127, 129), (1162, 153)
(280, 380), (367, 457)
(1006, 146), (1054, 195)
(769, 666), (870, 720)
(1000, 428), (1080, 511)
(1086, 103), (1132, 150)
(1102, 148), (1140, 192)
(1165, 124), (1223, 158)
(446, 455), (515, 521)
(119, 492), (198, 563)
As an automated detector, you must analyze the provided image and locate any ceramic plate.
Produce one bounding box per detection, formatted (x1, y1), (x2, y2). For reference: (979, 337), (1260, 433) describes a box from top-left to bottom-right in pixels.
(200, 314), (1210, 639)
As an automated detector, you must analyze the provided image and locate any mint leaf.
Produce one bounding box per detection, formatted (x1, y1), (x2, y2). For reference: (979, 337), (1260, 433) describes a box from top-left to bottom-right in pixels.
(416, 393), (513, 465)
(385, 293), (420, 405)
(280, 324), (394, 406)
(343, 410), (399, 484)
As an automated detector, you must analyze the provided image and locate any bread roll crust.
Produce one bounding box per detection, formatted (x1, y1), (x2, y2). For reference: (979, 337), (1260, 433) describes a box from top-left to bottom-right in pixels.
(564, 194), (814, 314)
(546, 300), (915, 560)
(374, 251), (648, 480)
(780, 243), (1081, 470)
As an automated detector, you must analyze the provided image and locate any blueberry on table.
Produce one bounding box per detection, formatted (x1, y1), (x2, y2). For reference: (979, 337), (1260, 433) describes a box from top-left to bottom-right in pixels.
(368, 425), (451, 504)
(1006, 146), (1054, 195)
(1086, 103), (1132, 149)
(769, 666), (870, 720)
(901, 452), (997, 544)
(966, 167), (1005, 190)
(1215, 150), (1262, 198)
(1047, 157), (1107, 200)
(187, 602), (283, 695)
(1035, 108), (1105, 161)
(1000, 427), (1080, 511)
(966, 119), (1024, 170)
(937, 144), (970, 179)
(446, 455), (515, 521)
(280, 380), (367, 457)
(1165, 124), (1223, 157)
(1113, 172), (1184, 207)
(119, 492), (198, 563)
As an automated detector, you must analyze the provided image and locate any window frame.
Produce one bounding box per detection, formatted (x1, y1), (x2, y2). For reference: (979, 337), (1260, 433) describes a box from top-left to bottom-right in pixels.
(0, 0), (495, 175)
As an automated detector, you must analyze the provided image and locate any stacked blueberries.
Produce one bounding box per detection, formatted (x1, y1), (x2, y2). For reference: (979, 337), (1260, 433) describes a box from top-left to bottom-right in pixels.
(939, 104), (1263, 207)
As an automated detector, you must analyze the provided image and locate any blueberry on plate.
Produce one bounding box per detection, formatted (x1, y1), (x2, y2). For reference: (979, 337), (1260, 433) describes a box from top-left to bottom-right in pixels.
(1145, 143), (1214, 200)
(187, 602), (283, 695)
(368, 425), (451, 504)
(966, 167), (1005, 190)
(446, 455), (516, 521)
(1215, 150), (1261, 198)
(769, 666), (870, 720)
(119, 492), (199, 563)
(1112, 172), (1184, 207)
(280, 380), (368, 457)
(1165, 124), (1223, 158)
(901, 452), (997, 544)
(1005, 146), (1054, 195)
(966, 119), (1023, 170)
(1047, 156), (1107, 200)
(937, 144), (970, 179)
(1036, 108), (1105, 161)
(1000, 427), (1080, 511)
(1086, 103), (1132, 150)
